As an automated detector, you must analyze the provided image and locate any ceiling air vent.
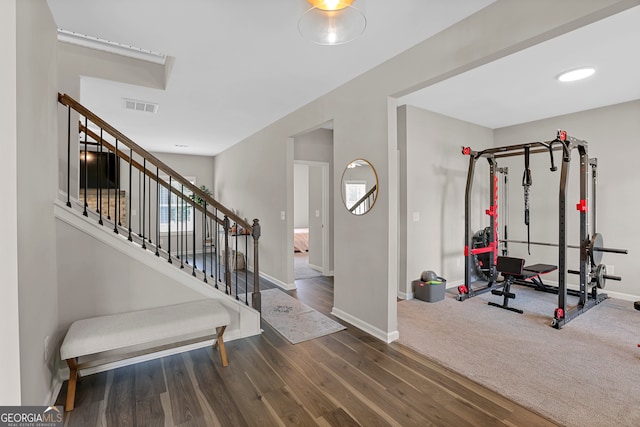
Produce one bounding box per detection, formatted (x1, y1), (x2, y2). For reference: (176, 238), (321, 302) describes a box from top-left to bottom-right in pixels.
(123, 98), (159, 114)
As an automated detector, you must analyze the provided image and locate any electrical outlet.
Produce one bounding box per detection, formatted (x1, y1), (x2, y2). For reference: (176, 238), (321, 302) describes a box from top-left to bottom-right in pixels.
(413, 212), (420, 222)
(280, 211), (285, 220)
(606, 265), (614, 275)
(131, 209), (137, 216)
(315, 210), (320, 217)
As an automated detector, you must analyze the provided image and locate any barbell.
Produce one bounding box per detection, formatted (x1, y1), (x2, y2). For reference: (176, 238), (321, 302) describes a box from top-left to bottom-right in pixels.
(499, 233), (627, 266)
(568, 264), (621, 289)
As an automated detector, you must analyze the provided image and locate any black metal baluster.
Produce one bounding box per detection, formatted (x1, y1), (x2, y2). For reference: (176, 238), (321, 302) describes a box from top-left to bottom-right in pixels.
(114, 139), (119, 234)
(167, 176), (172, 263)
(209, 216), (214, 280)
(141, 159), (146, 249)
(179, 184), (184, 269)
(138, 169), (142, 237)
(97, 130), (102, 221)
(155, 167), (160, 256)
(184, 191), (188, 266)
(245, 233), (249, 305)
(98, 128), (104, 225)
(192, 199), (196, 277)
(224, 215), (230, 295)
(235, 224), (239, 300)
(128, 148), (133, 242)
(66, 105), (71, 208)
(203, 201), (207, 283)
(82, 116), (88, 217)
(106, 144), (111, 221)
(148, 171), (152, 244)
(214, 209), (219, 289)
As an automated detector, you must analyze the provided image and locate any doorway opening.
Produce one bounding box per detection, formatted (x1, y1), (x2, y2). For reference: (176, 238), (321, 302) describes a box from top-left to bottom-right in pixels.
(292, 125), (334, 281)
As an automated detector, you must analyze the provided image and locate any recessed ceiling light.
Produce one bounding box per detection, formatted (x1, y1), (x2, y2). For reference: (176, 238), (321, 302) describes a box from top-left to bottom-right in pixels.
(557, 67), (596, 82)
(174, 144), (189, 148)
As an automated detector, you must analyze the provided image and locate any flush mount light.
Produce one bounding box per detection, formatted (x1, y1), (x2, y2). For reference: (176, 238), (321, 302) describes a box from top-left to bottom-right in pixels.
(308, 0), (354, 10)
(557, 67), (596, 82)
(298, 0), (366, 46)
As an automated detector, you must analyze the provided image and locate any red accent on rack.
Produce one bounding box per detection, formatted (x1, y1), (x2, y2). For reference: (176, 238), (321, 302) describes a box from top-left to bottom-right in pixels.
(576, 200), (588, 212)
(559, 130), (567, 141)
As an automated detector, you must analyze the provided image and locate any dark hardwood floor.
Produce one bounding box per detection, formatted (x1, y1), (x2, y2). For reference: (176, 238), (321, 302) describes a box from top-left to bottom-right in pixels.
(56, 276), (558, 426)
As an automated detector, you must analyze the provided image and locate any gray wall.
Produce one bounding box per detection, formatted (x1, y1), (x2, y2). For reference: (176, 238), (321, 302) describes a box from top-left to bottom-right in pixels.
(494, 100), (640, 297)
(57, 41), (167, 204)
(0, 0), (21, 405)
(56, 220), (209, 331)
(211, 1), (635, 340)
(14, 0), (60, 405)
(398, 105), (493, 297)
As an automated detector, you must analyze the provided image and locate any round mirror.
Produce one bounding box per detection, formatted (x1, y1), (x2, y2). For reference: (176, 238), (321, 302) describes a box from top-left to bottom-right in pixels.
(341, 159), (378, 215)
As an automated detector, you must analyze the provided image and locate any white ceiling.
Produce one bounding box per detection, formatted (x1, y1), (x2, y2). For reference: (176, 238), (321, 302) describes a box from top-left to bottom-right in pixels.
(46, 1), (640, 155)
(398, 5), (640, 129)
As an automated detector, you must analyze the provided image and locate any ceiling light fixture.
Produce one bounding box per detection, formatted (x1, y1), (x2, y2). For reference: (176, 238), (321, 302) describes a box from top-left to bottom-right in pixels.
(298, 0), (366, 46)
(557, 67), (596, 82)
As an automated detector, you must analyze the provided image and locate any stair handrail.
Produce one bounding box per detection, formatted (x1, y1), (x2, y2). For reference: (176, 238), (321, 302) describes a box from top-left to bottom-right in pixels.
(80, 124), (226, 227)
(59, 92), (262, 312)
(349, 184), (377, 214)
(58, 93), (252, 232)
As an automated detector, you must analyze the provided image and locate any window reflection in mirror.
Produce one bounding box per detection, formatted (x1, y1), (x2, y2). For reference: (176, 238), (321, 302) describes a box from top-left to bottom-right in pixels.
(341, 159), (378, 215)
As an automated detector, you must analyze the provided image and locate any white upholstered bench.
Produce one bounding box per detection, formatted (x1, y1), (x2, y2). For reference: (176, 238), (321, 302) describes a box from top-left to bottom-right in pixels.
(60, 299), (230, 411)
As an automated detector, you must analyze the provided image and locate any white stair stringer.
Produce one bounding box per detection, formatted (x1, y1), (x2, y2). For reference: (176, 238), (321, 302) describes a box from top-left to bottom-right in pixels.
(53, 198), (262, 350)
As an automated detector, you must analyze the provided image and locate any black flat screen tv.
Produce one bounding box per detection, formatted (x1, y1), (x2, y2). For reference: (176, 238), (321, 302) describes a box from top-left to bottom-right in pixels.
(79, 151), (118, 188)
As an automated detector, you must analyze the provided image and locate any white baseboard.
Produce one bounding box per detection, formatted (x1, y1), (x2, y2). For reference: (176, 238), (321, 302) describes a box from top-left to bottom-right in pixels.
(604, 289), (639, 302)
(397, 290), (413, 300)
(46, 376), (64, 406)
(331, 307), (399, 343)
(446, 279), (464, 289)
(260, 271), (295, 291)
(308, 263), (322, 272)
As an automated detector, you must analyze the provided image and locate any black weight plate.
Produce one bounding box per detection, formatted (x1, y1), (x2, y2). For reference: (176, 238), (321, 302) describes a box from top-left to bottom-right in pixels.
(589, 233), (603, 266)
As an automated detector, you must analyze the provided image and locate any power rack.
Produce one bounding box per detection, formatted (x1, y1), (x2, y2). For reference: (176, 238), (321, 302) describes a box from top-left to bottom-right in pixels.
(458, 131), (627, 328)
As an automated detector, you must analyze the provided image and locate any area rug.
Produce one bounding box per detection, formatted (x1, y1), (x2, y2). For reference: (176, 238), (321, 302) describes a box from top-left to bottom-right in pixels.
(258, 288), (345, 344)
(397, 287), (640, 427)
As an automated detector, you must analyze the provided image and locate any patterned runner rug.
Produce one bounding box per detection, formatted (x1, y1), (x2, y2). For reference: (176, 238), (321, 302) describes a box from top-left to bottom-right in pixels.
(257, 288), (345, 344)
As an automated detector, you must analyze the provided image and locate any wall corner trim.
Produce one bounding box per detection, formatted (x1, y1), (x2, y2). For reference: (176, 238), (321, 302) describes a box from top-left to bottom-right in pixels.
(331, 307), (399, 343)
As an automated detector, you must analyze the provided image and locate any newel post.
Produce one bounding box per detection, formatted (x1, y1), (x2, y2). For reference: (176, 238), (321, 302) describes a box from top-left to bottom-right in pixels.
(252, 218), (261, 312)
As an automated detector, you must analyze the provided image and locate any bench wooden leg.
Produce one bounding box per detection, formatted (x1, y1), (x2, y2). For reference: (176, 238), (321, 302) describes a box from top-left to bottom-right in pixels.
(213, 326), (228, 367)
(65, 358), (78, 412)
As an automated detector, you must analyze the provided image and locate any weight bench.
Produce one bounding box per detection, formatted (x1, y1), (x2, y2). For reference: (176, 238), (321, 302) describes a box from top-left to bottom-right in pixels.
(489, 256), (557, 314)
(60, 299), (230, 412)
(514, 263), (559, 293)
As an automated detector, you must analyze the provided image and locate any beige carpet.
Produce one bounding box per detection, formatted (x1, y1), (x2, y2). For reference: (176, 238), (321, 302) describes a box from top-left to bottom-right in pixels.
(259, 288), (345, 344)
(397, 287), (640, 427)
